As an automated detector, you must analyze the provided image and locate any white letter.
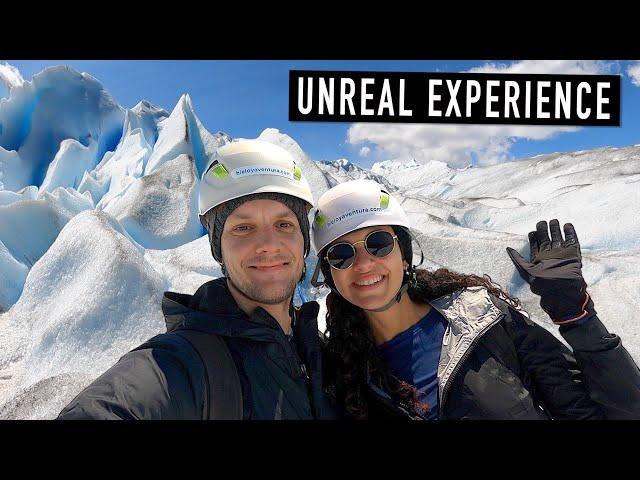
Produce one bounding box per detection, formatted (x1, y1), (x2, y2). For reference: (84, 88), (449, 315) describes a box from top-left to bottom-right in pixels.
(445, 79), (461, 117)
(361, 78), (375, 116)
(525, 81), (531, 118)
(378, 79), (394, 116)
(597, 82), (610, 120)
(466, 80), (481, 117)
(340, 78), (356, 115)
(318, 78), (334, 115)
(429, 79), (442, 117)
(298, 77), (313, 115)
(399, 79), (413, 116)
(537, 81), (550, 119)
(555, 81), (571, 119)
(504, 81), (520, 118)
(577, 82), (591, 120)
(486, 80), (500, 118)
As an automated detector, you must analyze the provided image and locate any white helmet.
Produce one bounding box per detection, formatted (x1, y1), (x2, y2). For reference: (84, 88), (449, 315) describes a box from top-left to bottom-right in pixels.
(311, 179), (411, 253)
(199, 139), (314, 217)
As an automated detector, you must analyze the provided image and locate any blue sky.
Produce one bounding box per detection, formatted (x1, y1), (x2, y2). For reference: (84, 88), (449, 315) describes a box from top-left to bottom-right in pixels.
(3, 60), (640, 169)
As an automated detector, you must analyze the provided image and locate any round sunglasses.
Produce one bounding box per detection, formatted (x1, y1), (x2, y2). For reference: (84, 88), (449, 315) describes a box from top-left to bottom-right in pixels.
(325, 230), (399, 270)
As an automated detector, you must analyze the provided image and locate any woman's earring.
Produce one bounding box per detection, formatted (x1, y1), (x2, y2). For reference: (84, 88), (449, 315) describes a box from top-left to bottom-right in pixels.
(408, 267), (418, 288)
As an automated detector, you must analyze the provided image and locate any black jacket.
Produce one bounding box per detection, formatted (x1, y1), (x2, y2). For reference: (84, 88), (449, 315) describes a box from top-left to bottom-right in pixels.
(362, 287), (640, 420)
(57, 278), (338, 420)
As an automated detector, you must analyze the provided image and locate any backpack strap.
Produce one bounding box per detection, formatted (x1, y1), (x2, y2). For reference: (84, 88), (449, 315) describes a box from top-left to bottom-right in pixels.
(173, 330), (243, 420)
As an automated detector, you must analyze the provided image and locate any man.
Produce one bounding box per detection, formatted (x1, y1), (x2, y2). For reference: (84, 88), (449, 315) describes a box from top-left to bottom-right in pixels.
(58, 140), (337, 419)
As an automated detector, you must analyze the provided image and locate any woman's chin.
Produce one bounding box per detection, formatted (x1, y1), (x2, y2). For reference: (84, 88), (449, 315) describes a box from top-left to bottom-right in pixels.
(345, 289), (398, 311)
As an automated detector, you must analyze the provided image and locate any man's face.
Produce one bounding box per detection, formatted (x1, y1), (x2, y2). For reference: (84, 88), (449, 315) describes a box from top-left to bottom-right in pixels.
(221, 199), (305, 305)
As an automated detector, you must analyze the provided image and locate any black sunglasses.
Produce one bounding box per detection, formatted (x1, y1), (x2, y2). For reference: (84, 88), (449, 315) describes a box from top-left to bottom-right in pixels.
(325, 230), (398, 270)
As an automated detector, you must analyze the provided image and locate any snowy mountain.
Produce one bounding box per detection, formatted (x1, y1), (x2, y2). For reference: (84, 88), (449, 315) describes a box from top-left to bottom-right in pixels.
(1, 65), (639, 419)
(316, 157), (397, 191)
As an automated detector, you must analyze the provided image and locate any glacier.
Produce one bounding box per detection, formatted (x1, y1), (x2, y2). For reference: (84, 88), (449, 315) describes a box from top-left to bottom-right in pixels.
(0, 65), (638, 419)
(0, 66), (124, 191)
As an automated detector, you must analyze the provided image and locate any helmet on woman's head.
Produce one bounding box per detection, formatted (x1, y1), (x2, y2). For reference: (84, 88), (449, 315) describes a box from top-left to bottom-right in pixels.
(311, 179), (410, 254)
(310, 179), (422, 311)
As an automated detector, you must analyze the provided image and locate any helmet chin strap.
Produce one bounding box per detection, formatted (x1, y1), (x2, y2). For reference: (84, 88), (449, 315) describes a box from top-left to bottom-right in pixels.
(365, 278), (410, 313)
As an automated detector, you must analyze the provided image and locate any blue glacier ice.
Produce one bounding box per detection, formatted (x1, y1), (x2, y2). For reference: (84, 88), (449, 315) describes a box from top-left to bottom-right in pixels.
(0, 66), (124, 191)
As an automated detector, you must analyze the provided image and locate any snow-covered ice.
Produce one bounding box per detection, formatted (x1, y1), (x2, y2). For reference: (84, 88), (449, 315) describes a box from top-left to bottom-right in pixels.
(105, 154), (203, 249)
(0, 187), (94, 311)
(0, 239), (28, 312)
(0, 210), (167, 418)
(40, 139), (98, 193)
(256, 128), (332, 203)
(0, 66), (124, 191)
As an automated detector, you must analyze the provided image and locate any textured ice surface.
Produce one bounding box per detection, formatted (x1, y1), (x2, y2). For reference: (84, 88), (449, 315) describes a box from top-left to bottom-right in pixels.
(0, 66), (124, 191)
(0, 210), (167, 417)
(105, 154), (202, 249)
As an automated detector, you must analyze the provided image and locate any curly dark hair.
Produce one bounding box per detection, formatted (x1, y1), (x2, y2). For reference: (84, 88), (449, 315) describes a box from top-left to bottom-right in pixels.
(321, 226), (522, 420)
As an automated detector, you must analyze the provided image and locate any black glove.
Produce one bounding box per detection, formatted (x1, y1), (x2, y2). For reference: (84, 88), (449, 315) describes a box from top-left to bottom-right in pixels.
(506, 219), (595, 324)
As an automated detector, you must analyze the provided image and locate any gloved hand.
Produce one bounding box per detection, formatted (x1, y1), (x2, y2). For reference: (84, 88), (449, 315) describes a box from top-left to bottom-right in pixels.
(506, 219), (595, 325)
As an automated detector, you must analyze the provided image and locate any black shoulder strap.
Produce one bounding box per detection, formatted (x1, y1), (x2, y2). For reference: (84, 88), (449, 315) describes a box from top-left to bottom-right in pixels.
(174, 330), (243, 420)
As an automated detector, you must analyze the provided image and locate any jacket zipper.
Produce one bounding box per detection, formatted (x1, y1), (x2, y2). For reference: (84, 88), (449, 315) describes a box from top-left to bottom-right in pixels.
(438, 313), (505, 419)
(276, 308), (308, 380)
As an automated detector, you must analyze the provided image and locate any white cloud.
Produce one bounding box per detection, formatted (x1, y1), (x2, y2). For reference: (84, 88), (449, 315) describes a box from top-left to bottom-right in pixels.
(347, 60), (612, 168)
(468, 59), (613, 75)
(348, 123), (578, 168)
(359, 146), (371, 157)
(0, 61), (24, 91)
(627, 61), (640, 87)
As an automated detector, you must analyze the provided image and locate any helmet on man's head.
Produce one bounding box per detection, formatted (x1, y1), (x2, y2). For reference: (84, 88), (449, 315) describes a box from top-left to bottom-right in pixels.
(198, 140), (315, 264)
(199, 139), (314, 218)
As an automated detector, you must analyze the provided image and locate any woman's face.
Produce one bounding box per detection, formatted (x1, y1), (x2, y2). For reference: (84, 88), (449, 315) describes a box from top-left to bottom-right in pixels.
(328, 225), (407, 311)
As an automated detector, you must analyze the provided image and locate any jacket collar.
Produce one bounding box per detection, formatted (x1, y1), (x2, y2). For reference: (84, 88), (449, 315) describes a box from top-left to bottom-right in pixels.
(365, 286), (505, 416)
(162, 277), (320, 345)
(429, 286), (505, 405)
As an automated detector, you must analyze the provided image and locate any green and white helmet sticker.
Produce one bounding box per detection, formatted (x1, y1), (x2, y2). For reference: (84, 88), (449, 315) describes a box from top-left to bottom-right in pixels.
(314, 211), (327, 227)
(208, 162), (230, 179)
(379, 192), (390, 209)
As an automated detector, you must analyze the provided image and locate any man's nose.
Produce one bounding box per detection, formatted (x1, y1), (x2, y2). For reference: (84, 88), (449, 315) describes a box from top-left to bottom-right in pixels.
(255, 226), (281, 254)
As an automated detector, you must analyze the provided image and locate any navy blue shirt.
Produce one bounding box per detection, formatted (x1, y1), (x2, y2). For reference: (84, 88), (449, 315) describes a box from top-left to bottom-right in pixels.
(377, 306), (447, 420)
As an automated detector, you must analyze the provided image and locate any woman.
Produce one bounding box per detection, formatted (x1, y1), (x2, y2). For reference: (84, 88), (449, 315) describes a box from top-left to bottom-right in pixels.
(310, 179), (640, 420)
